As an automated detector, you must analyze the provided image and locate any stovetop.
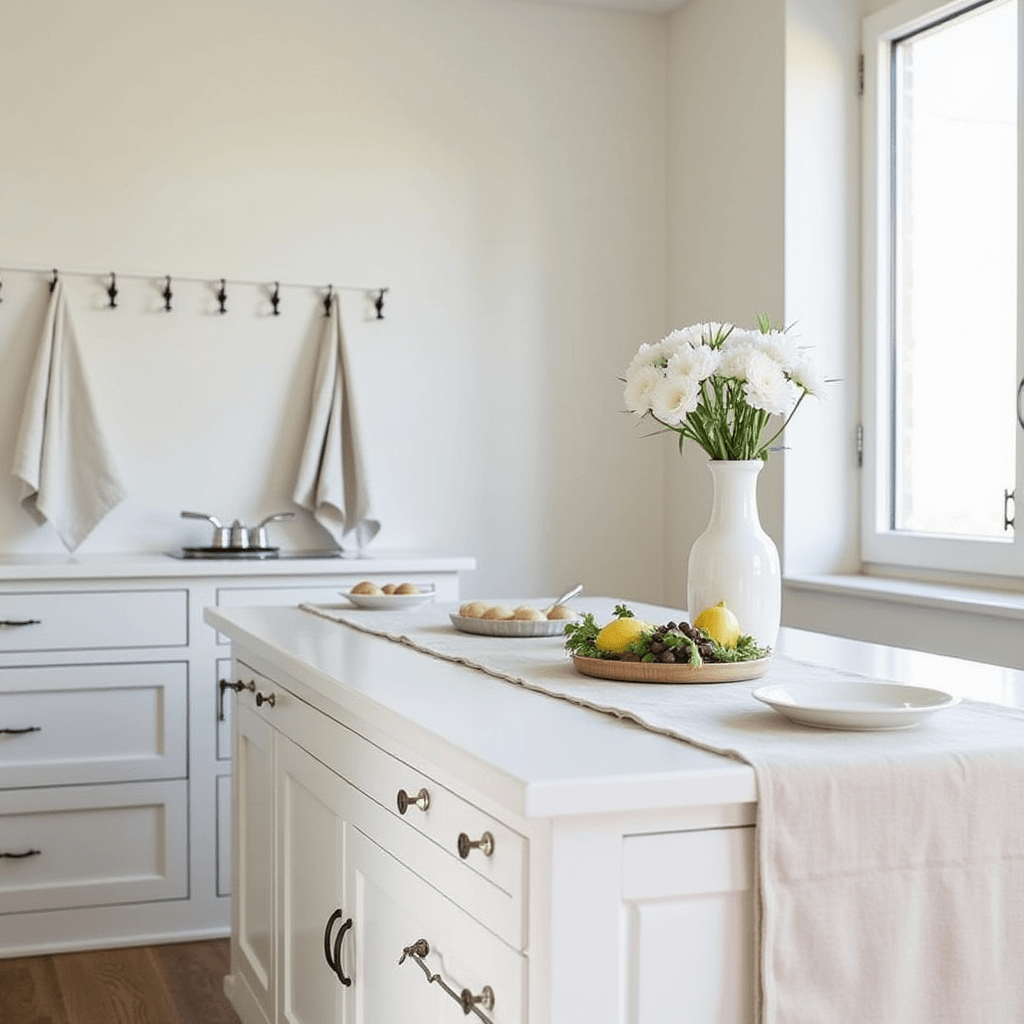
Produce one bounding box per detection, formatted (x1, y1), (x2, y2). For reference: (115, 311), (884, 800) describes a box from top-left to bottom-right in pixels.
(166, 548), (347, 560)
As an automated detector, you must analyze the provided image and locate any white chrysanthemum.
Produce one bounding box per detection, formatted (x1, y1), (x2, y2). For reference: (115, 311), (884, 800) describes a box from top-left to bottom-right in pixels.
(623, 364), (663, 416)
(742, 350), (799, 416)
(667, 342), (721, 381)
(650, 372), (701, 426)
(625, 342), (664, 380)
(717, 330), (759, 380)
(790, 353), (827, 397)
(756, 330), (801, 373)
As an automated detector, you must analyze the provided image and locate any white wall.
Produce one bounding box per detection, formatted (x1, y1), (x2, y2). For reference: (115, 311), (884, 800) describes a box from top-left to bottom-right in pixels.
(0, 0), (669, 602)
(664, 0), (788, 609)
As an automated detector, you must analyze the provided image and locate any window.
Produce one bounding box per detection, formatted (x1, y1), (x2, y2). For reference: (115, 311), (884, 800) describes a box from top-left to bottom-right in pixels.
(862, 0), (1022, 576)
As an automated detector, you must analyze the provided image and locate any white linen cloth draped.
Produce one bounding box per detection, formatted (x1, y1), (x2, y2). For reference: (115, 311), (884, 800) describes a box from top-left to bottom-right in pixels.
(11, 278), (128, 551)
(292, 293), (379, 551)
(301, 599), (1024, 1024)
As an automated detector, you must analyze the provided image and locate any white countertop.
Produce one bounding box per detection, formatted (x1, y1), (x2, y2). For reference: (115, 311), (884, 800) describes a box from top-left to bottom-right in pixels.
(206, 598), (1024, 821)
(0, 550), (476, 581)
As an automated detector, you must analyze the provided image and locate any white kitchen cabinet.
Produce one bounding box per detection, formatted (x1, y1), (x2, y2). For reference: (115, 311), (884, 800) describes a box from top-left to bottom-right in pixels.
(0, 551), (473, 959)
(213, 608), (755, 1024)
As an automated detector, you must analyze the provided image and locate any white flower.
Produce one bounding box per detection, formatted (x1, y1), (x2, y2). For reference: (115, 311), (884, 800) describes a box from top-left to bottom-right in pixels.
(790, 353), (827, 396)
(650, 372), (702, 425)
(623, 363), (663, 416)
(718, 331), (759, 380)
(755, 329), (801, 372)
(743, 350), (799, 416)
(667, 342), (721, 381)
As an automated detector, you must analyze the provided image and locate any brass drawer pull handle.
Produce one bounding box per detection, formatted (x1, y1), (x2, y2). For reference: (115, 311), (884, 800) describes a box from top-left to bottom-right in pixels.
(397, 787), (430, 815)
(398, 939), (495, 1022)
(218, 678), (255, 720)
(0, 619), (41, 627)
(1, 849), (41, 859)
(457, 831), (494, 859)
(1, 726), (41, 735)
(255, 690), (276, 708)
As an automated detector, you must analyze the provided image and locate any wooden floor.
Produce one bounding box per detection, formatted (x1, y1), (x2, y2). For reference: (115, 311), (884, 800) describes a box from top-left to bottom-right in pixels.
(0, 939), (241, 1024)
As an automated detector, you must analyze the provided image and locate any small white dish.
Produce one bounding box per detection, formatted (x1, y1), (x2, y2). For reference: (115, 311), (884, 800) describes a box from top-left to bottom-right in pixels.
(345, 586), (435, 610)
(753, 680), (960, 731)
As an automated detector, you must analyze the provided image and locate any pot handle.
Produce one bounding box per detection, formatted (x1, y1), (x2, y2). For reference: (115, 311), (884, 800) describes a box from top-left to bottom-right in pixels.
(256, 512), (297, 528)
(181, 510), (223, 528)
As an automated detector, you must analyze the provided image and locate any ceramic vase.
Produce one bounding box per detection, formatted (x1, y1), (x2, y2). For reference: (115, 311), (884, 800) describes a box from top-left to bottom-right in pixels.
(686, 459), (781, 649)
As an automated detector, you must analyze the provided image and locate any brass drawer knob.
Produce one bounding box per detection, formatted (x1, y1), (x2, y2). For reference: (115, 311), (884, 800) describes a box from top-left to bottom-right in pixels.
(255, 690), (276, 708)
(396, 787), (430, 815)
(457, 830), (494, 859)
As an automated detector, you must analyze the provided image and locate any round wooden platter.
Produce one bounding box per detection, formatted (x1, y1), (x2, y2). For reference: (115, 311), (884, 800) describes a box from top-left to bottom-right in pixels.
(571, 654), (771, 685)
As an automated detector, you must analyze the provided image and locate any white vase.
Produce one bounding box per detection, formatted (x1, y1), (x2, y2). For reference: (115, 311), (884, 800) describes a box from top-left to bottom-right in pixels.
(686, 459), (781, 649)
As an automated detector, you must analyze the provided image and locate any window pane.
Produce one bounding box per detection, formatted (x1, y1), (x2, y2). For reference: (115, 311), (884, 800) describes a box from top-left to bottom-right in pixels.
(892, 0), (1017, 538)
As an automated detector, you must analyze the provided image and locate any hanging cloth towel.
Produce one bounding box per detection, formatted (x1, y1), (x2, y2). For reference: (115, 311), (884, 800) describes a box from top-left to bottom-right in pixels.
(11, 278), (128, 551)
(292, 293), (380, 551)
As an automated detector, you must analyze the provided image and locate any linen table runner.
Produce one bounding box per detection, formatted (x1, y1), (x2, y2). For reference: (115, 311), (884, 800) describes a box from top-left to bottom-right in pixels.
(301, 600), (1024, 1024)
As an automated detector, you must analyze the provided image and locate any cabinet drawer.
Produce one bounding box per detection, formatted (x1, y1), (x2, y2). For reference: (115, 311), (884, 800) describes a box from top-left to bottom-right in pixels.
(0, 662), (187, 788)
(248, 666), (525, 897)
(346, 826), (526, 1024)
(0, 779), (187, 914)
(0, 589), (187, 652)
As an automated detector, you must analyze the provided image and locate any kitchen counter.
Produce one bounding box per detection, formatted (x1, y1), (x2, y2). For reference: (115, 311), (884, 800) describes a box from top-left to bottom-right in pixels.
(0, 549), (476, 581)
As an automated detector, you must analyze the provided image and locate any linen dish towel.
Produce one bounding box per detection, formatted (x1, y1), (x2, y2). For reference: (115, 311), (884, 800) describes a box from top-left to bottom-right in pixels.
(11, 278), (128, 551)
(292, 293), (380, 551)
(301, 598), (1024, 1024)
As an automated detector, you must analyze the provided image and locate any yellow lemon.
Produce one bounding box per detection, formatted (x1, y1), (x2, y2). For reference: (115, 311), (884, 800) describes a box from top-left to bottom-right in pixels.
(595, 617), (650, 654)
(694, 600), (741, 648)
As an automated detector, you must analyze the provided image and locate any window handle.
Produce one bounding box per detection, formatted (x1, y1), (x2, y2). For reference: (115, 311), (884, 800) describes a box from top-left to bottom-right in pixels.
(1005, 490), (1015, 532)
(1017, 379), (1024, 430)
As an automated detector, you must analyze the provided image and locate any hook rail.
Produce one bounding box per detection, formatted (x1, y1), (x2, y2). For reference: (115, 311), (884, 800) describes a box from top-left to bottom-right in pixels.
(0, 262), (388, 316)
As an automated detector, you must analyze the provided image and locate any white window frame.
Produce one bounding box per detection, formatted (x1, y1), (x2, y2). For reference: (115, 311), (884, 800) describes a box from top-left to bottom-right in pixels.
(861, 0), (1024, 577)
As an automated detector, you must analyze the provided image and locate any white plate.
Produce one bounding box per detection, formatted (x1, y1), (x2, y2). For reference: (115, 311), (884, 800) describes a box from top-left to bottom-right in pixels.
(752, 680), (960, 731)
(450, 614), (576, 637)
(345, 586), (435, 610)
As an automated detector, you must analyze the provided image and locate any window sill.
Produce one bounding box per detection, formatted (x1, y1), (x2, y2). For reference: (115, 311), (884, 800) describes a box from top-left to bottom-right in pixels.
(784, 573), (1024, 623)
(782, 573), (1024, 671)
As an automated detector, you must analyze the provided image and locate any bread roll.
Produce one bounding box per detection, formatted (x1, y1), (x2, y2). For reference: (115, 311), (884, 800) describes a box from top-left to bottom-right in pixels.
(395, 582), (420, 595)
(382, 583), (398, 594)
(481, 604), (514, 620)
(351, 580), (383, 596)
(513, 606), (545, 621)
(546, 604), (578, 620)
(459, 601), (490, 618)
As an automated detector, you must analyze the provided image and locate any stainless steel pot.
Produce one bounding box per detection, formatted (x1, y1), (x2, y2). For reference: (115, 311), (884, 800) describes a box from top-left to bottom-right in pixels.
(181, 511), (232, 549)
(181, 510), (296, 551)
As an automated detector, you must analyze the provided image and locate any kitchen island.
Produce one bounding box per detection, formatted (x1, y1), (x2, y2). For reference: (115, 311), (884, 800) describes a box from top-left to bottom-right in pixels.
(207, 598), (1024, 1024)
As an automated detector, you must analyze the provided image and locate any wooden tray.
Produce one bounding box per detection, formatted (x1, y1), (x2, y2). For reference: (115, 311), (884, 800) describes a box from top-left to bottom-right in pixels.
(571, 655), (771, 684)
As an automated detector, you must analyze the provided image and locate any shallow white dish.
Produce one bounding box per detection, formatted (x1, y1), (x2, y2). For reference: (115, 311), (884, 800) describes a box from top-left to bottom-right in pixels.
(752, 680), (960, 731)
(450, 613), (576, 637)
(345, 586), (435, 610)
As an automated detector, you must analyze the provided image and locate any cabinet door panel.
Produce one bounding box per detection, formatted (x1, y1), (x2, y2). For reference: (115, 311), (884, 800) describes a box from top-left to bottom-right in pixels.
(276, 735), (348, 1024)
(233, 703), (275, 1017)
(345, 827), (525, 1024)
(622, 826), (754, 1024)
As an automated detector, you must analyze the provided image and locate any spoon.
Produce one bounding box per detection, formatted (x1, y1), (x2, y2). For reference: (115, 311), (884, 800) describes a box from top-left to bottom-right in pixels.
(542, 583), (583, 616)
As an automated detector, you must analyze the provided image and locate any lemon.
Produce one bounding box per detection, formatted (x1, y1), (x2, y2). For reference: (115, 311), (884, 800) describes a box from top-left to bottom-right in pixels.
(595, 617), (650, 654)
(694, 600), (741, 648)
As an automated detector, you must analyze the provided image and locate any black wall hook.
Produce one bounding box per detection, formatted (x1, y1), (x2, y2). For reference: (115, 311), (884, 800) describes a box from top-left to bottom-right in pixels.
(50, 269), (59, 293)
(107, 272), (118, 308)
(270, 282), (281, 315)
(323, 284), (333, 317)
(217, 278), (227, 314)
(162, 275), (173, 312)
(374, 287), (388, 320)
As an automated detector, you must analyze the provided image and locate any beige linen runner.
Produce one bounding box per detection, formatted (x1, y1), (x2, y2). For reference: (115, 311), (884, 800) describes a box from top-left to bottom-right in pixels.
(302, 599), (1024, 1024)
